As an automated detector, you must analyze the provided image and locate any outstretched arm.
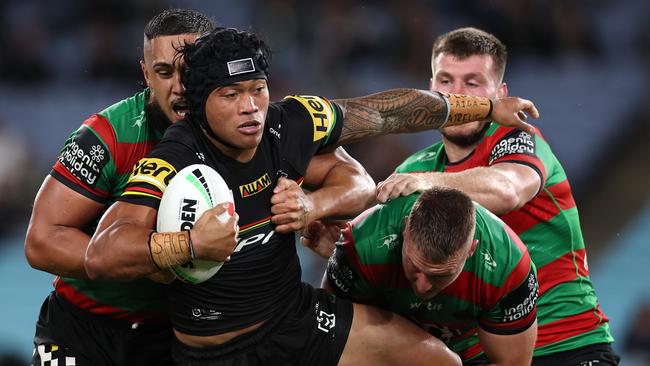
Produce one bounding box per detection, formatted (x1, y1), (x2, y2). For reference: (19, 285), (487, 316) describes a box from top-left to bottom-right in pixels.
(333, 89), (538, 145)
(377, 163), (541, 215)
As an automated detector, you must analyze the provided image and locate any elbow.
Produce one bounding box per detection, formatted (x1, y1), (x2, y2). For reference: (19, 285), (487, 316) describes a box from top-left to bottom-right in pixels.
(492, 180), (524, 215)
(24, 227), (49, 271)
(84, 238), (112, 281)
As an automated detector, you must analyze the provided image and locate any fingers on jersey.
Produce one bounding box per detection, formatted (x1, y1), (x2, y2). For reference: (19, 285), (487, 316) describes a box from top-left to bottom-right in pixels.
(299, 220), (341, 259)
(191, 203), (239, 262)
(376, 173), (428, 203)
(338, 303), (461, 366)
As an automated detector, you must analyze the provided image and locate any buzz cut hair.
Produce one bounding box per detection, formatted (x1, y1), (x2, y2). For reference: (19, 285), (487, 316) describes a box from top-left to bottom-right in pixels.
(144, 8), (215, 40)
(407, 187), (476, 263)
(432, 27), (507, 82)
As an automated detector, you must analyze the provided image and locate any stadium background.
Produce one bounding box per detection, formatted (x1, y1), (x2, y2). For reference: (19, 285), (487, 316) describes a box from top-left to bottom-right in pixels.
(0, 0), (648, 364)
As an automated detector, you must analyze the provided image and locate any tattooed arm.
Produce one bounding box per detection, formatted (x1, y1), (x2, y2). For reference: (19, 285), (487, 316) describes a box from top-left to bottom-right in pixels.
(333, 89), (538, 145)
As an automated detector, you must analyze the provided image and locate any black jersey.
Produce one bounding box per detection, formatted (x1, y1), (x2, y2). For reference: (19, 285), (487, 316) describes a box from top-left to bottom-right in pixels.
(119, 96), (343, 336)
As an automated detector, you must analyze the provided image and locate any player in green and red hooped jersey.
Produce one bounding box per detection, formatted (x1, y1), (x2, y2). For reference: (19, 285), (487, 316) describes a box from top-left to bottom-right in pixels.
(303, 188), (539, 365)
(376, 28), (619, 365)
(24, 9), (217, 366)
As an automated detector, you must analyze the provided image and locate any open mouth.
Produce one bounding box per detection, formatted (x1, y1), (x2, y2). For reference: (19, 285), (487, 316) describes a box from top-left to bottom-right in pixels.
(171, 100), (189, 120)
(237, 120), (262, 135)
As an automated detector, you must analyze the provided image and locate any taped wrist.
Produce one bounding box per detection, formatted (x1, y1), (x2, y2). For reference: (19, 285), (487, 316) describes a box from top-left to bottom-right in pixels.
(148, 231), (192, 269)
(440, 92), (492, 127)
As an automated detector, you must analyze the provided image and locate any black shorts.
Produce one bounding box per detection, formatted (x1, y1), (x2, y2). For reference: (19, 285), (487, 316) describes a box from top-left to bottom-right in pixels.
(32, 292), (174, 366)
(532, 343), (620, 366)
(172, 283), (353, 366)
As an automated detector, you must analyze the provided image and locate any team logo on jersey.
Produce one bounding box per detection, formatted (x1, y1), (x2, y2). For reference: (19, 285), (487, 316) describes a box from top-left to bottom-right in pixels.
(489, 129), (536, 164)
(239, 173), (272, 198)
(378, 234), (399, 250)
(128, 158), (176, 192)
(58, 126), (109, 188)
(416, 151), (437, 162)
(286, 95), (334, 142)
(481, 250), (497, 271)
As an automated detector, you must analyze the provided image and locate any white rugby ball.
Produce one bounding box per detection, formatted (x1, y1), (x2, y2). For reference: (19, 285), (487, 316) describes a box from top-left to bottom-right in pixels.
(157, 164), (234, 284)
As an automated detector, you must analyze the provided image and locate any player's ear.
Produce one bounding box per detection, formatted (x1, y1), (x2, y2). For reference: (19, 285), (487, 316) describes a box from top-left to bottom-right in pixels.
(429, 78), (435, 93)
(141, 60), (151, 87)
(498, 82), (508, 98)
(468, 239), (479, 257)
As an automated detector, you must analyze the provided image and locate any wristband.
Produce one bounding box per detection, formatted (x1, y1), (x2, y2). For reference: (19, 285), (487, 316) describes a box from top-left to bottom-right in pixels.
(440, 92), (492, 127)
(148, 231), (192, 269)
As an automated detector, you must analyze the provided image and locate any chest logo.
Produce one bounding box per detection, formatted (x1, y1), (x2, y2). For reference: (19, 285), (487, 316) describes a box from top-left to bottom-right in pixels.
(239, 173), (272, 198)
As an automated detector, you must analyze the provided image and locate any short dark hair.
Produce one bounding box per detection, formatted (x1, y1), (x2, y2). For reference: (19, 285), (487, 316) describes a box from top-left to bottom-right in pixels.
(432, 27), (507, 82)
(408, 187), (476, 263)
(181, 27), (271, 133)
(144, 8), (215, 40)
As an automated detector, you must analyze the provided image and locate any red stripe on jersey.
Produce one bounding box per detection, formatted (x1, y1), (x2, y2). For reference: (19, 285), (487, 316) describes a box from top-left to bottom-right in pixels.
(443, 225), (531, 307)
(240, 216), (272, 231)
(545, 179), (576, 211)
(114, 140), (159, 175)
(54, 277), (167, 324)
(83, 115), (117, 158)
(52, 161), (110, 199)
(123, 186), (162, 198)
(500, 180), (574, 233)
(461, 342), (484, 361)
(341, 224), (410, 289)
(536, 306), (609, 347)
(537, 248), (588, 295)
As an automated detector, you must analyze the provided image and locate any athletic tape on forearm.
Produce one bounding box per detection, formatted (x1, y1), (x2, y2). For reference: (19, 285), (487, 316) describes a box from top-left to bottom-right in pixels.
(148, 231), (192, 269)
(440, 93), (492, 127)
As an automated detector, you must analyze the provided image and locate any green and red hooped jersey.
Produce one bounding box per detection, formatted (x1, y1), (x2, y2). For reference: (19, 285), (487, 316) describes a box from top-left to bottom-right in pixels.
(49, 89), (168, 324)
(326, 194), (538, 361)
(395, 123), (613, 356)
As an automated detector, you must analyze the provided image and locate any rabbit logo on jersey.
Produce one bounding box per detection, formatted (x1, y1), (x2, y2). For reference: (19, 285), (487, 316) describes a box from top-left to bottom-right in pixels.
(58, 128), (108, 188)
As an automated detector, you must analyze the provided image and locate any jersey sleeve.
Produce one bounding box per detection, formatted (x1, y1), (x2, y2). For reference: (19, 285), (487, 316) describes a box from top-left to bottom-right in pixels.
(327, 195), (416, 301)
(118, 125), (197, 209)
(477, 225), (539, 335)
(326, 223), (377, 302)
(273, 95), (343, 174)
(486, 126), (547, 192)
(50, 114), (116, 203)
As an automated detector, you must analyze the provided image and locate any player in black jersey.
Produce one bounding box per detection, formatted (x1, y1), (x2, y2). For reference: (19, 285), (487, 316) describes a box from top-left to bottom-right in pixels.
(85, 28), (539, 365)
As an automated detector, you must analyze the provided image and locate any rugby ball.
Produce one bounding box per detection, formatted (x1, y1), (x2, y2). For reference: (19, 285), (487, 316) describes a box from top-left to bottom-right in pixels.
(157, 164), (234, 284)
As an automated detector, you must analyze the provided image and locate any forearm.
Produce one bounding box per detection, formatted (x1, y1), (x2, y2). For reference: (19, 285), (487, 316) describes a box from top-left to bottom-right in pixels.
(25, 225), (91, 279)
(335, 89), (492, 145)
(418, 168), (520, 215)
(85, 222), (159, 280)
(306, 163), (375, 222)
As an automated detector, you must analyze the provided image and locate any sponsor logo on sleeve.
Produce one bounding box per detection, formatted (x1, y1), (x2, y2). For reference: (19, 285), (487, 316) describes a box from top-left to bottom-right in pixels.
(128, 158), (176, 191)
(58, 127), (109, 188)
(287, 95), (334, 142)
(327, 245), (356, 295)
(501, 271), (539, 323)
(238, 173), (272, 198)
(489, 129), (536, 164)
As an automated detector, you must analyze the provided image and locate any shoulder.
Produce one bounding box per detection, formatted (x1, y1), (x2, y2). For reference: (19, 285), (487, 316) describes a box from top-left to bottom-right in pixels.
(96, 90), (148, 132)
(396, 143), (444, 173)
